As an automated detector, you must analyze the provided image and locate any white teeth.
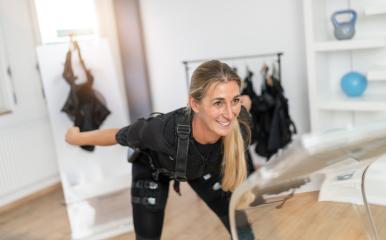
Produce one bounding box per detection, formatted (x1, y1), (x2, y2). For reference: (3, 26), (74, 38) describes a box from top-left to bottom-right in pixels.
(218, 121), (230, 127)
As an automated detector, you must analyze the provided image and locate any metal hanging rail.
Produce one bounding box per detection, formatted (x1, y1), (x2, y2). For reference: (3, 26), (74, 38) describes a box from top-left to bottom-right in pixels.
(182, 52), (283, 90)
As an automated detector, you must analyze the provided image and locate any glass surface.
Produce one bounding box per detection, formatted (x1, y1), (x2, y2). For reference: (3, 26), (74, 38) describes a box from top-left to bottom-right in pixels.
(363, 155), (386, 239)
(230, 122), (386, 240)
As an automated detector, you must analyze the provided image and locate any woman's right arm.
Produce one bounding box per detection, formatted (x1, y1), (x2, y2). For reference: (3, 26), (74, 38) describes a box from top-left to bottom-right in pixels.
(65, 127), (119, 146)
(65, 115), (166, 149)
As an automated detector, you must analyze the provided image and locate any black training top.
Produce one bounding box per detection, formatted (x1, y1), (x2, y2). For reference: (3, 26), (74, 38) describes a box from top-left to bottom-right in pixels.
(116, 107), (251, 180)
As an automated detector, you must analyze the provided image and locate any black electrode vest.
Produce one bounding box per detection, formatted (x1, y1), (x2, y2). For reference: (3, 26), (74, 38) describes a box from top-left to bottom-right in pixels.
(116, 107), (250, 181)
(128, 109), (192, 182)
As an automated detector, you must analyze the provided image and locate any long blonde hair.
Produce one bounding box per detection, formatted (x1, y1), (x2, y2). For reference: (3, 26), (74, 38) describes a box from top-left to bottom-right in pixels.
(188, 60), (251, 192)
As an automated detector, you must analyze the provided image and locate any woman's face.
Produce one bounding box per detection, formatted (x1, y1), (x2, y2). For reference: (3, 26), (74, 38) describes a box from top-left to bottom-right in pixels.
(191, 80), (241, 141)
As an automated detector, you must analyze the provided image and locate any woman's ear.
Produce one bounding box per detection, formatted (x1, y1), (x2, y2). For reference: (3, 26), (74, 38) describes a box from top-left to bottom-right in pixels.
(189, 96), (200, 113)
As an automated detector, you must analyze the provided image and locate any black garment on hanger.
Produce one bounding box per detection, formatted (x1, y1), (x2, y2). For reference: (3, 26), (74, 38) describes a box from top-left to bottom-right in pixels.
(257, 76), (296, 158)
(62, 41), (111, 151)
(241, 68), (296, 159)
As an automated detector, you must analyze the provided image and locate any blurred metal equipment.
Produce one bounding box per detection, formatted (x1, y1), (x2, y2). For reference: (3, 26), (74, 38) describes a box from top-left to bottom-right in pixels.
(230, 122), (386, 240)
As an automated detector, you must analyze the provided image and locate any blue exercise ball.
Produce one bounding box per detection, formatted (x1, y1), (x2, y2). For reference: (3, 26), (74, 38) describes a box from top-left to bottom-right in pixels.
(340, 71), (367, 97)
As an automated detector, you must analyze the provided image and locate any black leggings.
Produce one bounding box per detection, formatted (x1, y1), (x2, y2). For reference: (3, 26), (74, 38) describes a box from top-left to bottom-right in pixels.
(131, 162), (231, 240)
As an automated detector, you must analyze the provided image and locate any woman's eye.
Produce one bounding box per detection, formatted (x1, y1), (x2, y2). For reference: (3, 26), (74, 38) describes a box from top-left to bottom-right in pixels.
(213, 101), (223, 107)
(232, 98), (240, 104)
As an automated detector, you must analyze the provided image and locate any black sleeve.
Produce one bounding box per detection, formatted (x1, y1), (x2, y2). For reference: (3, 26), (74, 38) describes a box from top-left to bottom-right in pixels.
(115, 126), (130, 146)
(115, 116), (170, 153)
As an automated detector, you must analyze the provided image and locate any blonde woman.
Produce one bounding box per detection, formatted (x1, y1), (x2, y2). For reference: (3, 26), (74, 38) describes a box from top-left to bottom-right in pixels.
(66, 60), (254, 240)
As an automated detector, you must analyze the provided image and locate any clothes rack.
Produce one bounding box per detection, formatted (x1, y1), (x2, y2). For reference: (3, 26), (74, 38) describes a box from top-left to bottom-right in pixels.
(182, 52), (283, 90)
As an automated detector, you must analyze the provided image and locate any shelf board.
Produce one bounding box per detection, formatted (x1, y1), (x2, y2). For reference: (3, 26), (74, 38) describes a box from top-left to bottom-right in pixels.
(313, 38), (386, 52)
(368, 68), (386, 81)
(364, 6), (386, 16)
(318, 96), (386, 111)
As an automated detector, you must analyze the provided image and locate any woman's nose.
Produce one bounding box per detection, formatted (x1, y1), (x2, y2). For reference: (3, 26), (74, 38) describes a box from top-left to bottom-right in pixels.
(223, 103), (235, 119)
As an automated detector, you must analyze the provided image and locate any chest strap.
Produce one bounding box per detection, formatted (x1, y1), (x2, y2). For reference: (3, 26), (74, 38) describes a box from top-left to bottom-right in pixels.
(174, 112), (191, 181)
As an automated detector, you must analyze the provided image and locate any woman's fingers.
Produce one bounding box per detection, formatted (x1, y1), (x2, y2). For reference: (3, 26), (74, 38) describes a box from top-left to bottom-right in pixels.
(65, 127), (80, 145)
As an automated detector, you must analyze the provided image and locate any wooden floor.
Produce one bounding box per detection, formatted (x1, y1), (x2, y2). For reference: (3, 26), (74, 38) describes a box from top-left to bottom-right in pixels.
(2, 183), (386, 240)
(0, 183), (228, 240)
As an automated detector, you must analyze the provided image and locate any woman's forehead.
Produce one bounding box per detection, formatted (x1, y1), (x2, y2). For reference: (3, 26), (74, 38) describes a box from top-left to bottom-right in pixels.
(205, 81), (240, 98)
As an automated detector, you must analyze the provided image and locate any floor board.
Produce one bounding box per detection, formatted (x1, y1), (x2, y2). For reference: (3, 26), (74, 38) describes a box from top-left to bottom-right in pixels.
(0, 183), (228, 240)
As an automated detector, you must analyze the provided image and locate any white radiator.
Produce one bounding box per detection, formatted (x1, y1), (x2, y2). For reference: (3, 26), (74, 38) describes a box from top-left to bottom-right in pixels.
(0, 116), (59, 206)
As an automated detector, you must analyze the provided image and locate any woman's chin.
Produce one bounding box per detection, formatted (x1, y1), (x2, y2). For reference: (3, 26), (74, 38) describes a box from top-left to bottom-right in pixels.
(214, 127), (232, 137)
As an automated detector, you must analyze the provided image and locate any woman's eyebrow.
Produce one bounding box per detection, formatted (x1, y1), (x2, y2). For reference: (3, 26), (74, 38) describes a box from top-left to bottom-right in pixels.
(211, 97), (225, 102)
(211, 94), (241, 102)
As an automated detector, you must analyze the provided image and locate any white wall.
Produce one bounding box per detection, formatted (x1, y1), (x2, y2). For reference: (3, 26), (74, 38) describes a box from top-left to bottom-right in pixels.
(0, 0), (128, 207)
(0, 0), (59, 207)
(95, 0), (129, 112)
(140, 0), (310, 135)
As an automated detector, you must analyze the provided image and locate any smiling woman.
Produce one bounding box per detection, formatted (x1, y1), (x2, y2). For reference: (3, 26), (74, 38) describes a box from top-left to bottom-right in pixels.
(65, 60), (256, 240)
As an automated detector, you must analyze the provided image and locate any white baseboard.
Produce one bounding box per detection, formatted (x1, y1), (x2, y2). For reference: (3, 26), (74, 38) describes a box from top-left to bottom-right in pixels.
(0, 174), (60, 207)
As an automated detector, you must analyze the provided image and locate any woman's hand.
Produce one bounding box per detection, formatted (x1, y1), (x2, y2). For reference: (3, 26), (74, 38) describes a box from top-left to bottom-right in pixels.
(65, 127), (81, 145)
(240, 95), (252, 112)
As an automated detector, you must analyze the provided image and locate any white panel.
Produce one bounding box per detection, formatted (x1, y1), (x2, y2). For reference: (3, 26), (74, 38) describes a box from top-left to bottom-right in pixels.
(36, 38), (132, 239)
(37, 39), (131, 200)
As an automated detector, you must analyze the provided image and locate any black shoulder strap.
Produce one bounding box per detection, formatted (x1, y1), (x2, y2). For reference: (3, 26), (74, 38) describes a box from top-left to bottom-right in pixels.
(174, 111), (191, 181)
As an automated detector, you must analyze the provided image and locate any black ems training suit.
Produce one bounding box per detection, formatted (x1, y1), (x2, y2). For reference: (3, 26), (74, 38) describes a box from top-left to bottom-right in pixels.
(116, 107), (252, 240)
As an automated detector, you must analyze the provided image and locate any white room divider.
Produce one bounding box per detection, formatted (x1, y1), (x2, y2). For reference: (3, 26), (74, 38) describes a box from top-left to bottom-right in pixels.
(37, 38), (133, 239)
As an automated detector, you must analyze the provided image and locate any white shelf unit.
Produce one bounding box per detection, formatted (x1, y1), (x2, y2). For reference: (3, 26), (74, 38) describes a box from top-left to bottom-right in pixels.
(313, 38), (386, 52)
(318, 95), (386, 111)
(367, 67), (386, 81)
(364, 5), (386, 16)
(303, 0), (386, 133)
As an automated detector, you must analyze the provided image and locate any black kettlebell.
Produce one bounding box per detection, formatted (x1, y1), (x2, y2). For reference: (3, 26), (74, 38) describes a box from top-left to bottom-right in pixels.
(331, 9), (357, 40)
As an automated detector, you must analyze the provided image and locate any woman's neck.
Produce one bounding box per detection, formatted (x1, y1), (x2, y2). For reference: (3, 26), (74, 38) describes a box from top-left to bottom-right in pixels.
(192, 115), (220, 144)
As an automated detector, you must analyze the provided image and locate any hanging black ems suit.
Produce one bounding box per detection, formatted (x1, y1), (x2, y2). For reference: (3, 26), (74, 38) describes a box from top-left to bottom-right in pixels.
(62, 40), (111, 152)
(115, 107), (254, 240)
